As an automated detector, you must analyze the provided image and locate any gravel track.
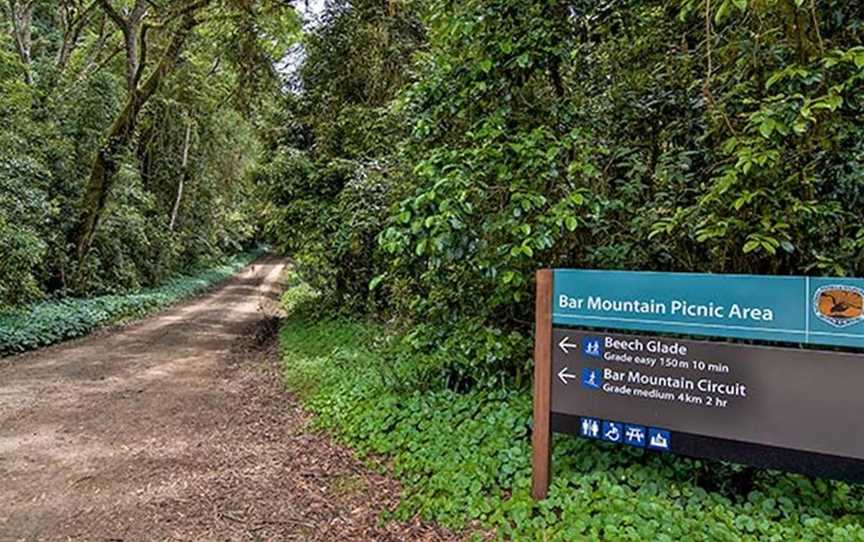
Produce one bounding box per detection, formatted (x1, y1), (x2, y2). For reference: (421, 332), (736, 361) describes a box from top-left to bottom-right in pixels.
(0, 257), (463, 542)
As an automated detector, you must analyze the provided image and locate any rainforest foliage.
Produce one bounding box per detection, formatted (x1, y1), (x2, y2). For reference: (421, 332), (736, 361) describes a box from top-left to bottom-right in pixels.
(4, 0), (864, 537)
(7, 0), (862, 375)
(259, 0), (864, 385)
(0, 0), (298, 310)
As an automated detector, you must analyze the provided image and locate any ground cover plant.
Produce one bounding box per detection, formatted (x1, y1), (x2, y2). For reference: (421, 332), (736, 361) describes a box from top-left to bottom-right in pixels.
(0, 249), (265, 356)
(280, 283), (864, 542)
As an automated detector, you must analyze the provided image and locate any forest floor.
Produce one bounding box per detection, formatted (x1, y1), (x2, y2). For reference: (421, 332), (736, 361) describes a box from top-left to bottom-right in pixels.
(0, 256), (461, 542)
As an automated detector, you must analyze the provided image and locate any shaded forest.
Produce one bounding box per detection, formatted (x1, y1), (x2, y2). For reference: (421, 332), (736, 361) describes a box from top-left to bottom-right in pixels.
(4, 1), (864, 540)
(1, 0), (297, 308)
(3, 0), (864, 390)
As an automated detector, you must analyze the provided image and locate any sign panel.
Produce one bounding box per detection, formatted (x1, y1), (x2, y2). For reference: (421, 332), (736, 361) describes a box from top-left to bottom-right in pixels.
(553, 270), (864, 349)
(531, 269), (864, 500)
(552, 329), (864, 461)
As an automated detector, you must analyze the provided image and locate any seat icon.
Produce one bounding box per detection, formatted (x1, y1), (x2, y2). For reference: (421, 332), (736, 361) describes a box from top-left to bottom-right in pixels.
(624, 425), (646, 447)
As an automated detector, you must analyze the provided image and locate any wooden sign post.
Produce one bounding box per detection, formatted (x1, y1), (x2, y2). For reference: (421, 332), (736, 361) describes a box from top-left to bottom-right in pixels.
(532, 269), (553, 500)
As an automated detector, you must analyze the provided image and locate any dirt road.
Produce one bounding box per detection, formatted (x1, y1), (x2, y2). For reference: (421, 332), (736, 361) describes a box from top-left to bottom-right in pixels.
(0, 257), (459, 541)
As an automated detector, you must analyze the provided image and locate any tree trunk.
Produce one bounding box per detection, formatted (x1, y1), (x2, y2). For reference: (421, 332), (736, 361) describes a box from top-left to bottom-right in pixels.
(69, 14), (198, 282)
(169, 119), (193, 231)
(5, 1), (35, 84)
(96, 0), (148, 91)
(123, 25), (140, 90)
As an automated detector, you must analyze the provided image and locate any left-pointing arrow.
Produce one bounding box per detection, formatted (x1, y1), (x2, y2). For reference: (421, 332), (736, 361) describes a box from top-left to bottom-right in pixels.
(559, 336), (578, 354)
(558, 367), (577, 385)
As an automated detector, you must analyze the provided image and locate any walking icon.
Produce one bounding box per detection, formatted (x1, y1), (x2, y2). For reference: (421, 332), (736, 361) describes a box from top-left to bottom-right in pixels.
(602, 421), (623, 443)
(580, 418), (601, 439)
(582, 337), (603, 358)
(648, 428), (671, 451)
(581, 368), (603, 390)
(624, 425), (647, 447)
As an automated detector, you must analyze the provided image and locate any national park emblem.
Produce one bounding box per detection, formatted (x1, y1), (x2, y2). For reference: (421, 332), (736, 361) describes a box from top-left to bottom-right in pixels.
(814, 285), (864, 328)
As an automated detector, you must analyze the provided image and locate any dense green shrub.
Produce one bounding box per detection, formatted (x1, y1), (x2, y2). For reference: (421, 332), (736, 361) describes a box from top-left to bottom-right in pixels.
(376, 0), (864, 377)
(0, 249), (264, 356)
(262, 0), (864, 387)
(0, 142), (55, 308)
(0, 215), (46, 308)
(257, 0), (425, 315)
(279, 288), (864, 541)
(258, 149), (399, 313)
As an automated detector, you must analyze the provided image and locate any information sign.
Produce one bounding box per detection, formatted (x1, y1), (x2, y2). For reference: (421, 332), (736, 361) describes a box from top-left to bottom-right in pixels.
(553, 270), (864, 349)
(532, 269), (864, 500)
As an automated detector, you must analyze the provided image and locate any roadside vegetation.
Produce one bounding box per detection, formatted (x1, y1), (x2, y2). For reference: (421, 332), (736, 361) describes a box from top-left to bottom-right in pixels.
(0, 248), (265, 356)
(268, 1), (864, 540)
(261, 0), (864, 387)
(0, 1), (296, 351)
(280, 281), (864, 541)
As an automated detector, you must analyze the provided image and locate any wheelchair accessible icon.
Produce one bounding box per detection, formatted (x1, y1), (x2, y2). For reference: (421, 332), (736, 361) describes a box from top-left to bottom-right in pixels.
(601, 421), (623, 443)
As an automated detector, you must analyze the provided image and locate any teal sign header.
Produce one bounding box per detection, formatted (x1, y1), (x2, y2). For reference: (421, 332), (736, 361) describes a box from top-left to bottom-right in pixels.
(552, 270), (864, 349)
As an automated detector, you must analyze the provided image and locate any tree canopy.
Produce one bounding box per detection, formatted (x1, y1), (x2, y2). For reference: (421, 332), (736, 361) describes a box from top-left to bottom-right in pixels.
(258, 0), (864, 384)
(0, 0), (299, 306)
(4, 0), (863, 380)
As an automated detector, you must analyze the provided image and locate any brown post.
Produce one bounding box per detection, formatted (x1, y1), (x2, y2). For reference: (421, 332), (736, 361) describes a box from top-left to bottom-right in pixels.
(532, 269), (553, 500)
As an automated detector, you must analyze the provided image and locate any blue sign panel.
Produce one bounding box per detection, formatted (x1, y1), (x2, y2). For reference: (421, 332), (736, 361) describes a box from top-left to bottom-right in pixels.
(552, 270), (864, 349)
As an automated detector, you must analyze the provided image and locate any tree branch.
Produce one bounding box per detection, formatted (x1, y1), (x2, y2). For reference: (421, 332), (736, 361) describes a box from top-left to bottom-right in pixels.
(55, 40), (123, 98)
(56, 0), (101, 71)
(702, 0), (737, 137)
(5, 0), (35, 83)
(809, 0), (824, 56)
(160, 0), (211, 25)
(133, 22), (148, 87)
(96, 0), (127, 33)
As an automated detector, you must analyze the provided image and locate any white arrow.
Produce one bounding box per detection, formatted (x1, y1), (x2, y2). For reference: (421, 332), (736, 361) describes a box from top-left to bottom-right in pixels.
(558, 336), (578, 354)
(558, 367), (577, 385)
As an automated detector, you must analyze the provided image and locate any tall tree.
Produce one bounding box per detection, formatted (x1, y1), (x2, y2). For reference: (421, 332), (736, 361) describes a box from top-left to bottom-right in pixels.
(69, 0), (211, 280)
(69, 0), (300, 283)
(55, 1), (101, 73)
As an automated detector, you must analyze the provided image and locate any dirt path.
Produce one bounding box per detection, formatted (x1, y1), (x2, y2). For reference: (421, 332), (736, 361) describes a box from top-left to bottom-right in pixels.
(0, 257), (461, 542)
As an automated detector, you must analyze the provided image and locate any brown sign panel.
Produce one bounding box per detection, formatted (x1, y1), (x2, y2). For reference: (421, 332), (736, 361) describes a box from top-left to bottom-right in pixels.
(551, 329), (864, 461)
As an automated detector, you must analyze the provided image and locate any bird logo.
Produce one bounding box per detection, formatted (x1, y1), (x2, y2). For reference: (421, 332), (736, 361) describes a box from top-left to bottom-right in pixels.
(814, 285), (864, 328)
